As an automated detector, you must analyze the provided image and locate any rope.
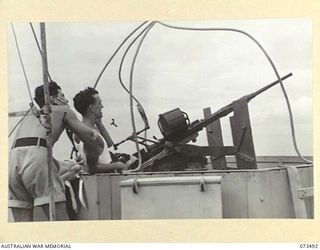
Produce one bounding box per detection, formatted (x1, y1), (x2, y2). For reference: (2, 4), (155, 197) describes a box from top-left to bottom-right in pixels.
(8, 107), (32, 137)
(156, 21), (312, 164)
(29, 22), (52, 82)
(128, 22), (156, 172)
(10, 24), (34, 105)
(93, 21), (149, 89)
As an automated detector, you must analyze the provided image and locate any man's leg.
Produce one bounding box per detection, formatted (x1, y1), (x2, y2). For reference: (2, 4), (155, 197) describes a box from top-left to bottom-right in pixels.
(40, 202), (69, 221)
(10, 207), (33, 222)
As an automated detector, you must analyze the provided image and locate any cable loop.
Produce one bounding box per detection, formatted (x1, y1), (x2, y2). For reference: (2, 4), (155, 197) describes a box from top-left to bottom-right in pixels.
(156, 21), (312, 164)
(93, 21), (151, 152)
(128, 22), (156, 172)
(118, 22), (155, 107)
(94, 21), (149, 89)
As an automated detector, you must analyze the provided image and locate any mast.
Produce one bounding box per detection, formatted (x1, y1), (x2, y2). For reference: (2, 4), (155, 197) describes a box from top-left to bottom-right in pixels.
(40, 22), (55, 221)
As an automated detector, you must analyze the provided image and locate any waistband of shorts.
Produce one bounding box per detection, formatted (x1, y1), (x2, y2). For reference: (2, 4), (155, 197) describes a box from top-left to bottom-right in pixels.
(12, 137), (47, 149)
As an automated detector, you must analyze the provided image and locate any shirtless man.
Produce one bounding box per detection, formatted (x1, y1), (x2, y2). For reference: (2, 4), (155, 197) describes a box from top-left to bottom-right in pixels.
(9, 81), (102, 222)
(73, 87), (128, 173)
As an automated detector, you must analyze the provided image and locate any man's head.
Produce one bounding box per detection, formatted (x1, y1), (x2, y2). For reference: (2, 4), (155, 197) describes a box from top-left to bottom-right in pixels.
(73, 87), (103, 118)
(34, 81), (68, 108)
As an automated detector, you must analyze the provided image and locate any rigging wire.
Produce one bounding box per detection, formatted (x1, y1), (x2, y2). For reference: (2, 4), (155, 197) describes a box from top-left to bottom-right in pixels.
(8, 107), (32, 137)
(31, 22), (79, 159)
(9, 24), (39, 137)
(128, 22), (156, 172)
(155, 21), (312, 164)
(93, 21), (149, 89)
(10, 23), (48, 136)
(29, 22), (52, 82)
(10, 24), (34, 105)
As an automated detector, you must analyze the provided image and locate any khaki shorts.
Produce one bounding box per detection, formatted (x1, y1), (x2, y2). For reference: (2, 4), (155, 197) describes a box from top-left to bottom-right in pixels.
(9, 146), (66, 209)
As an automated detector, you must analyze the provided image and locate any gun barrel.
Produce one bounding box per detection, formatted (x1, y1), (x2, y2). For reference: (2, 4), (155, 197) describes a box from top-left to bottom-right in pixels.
(247, 72), (292, 102)
(186, 73), (293, 136)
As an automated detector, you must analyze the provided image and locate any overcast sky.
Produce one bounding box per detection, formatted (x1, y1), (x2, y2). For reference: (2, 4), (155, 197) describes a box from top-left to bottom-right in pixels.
(8, 19), (312, 160)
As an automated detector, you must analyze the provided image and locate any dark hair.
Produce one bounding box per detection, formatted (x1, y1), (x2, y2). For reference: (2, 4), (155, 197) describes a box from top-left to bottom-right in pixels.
(34, 81), (61, 108)
(73, 87), (99, 116)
